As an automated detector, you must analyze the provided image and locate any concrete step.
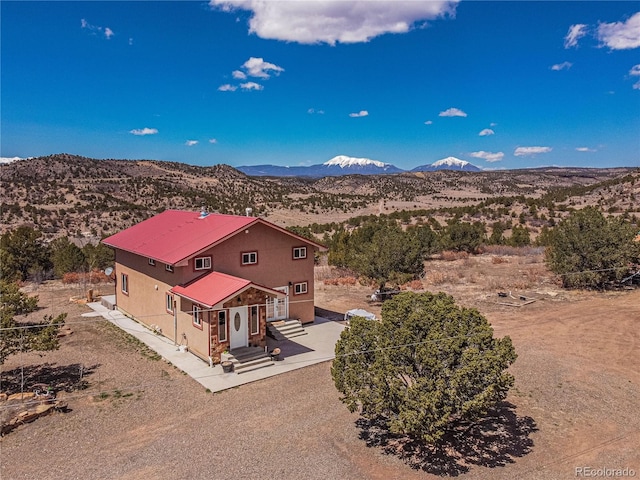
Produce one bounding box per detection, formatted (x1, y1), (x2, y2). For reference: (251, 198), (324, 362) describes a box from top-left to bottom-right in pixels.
(227, 346), (274, 374)
(266, 319), (307, 341)
(232, 356), (274, 374)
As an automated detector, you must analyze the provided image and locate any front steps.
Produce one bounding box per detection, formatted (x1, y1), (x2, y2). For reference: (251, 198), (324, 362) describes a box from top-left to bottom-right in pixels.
(266, 319), (307, 341)
(225, 346), (274, 374)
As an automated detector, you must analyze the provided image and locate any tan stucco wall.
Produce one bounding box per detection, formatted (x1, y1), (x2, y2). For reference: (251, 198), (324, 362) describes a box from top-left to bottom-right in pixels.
(207, 222), (316, 322)
(114, 250), (178, 339)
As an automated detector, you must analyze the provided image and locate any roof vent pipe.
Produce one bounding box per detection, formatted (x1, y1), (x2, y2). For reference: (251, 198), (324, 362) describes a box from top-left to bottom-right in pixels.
(245, 207), (253, 217)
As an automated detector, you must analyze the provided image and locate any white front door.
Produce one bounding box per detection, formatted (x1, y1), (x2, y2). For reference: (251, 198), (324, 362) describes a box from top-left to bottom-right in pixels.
(266, 286), (289, 321)
(229, 306), (248, 350)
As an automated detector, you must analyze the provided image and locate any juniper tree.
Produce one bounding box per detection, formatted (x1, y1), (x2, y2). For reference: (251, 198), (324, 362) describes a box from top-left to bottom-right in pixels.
(332, 291), (517, 445)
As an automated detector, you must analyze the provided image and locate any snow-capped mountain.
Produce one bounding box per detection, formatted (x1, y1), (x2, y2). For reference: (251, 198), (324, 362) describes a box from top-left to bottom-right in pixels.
(323, 155), (389, 169)
(237, 155), (404, 177)
(411, 157), (481, 172)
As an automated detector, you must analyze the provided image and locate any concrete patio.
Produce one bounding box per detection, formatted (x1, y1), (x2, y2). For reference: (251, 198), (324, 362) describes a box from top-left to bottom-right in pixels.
(84, 301), (346, 393)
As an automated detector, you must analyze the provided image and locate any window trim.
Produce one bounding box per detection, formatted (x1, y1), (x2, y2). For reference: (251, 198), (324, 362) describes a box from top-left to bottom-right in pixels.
(194, 256), (212, 271)
(148, 258), (156, 266)
(241, 251), (258, 266)
(293, 281), (308, 295)
(218, 310), (227, 342)
(293, 246), (307, 260)
(165, 264), (174, 273)
(250, 305), (259, 335)
(121, 273), (129, 296)
(192, 304), (203, 330)
(165, 293), (174, 314)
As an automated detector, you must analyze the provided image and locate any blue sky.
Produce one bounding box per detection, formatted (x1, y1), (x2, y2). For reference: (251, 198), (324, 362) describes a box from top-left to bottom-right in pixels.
(2, 1), (639, 170)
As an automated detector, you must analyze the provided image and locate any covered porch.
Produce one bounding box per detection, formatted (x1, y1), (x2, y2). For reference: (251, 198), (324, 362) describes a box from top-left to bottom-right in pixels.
(170, 271), (285, 363)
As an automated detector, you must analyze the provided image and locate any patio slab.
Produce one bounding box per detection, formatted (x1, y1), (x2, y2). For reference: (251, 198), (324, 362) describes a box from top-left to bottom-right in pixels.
(85, 302), (345, 393)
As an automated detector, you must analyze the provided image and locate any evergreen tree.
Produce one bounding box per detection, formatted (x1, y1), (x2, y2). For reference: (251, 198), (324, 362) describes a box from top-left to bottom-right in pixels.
(332, 292), (517, 445)
(545, 207), (639, 288)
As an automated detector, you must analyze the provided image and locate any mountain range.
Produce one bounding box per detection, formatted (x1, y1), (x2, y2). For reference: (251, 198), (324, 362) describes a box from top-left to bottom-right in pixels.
(237, 155), (480, 177)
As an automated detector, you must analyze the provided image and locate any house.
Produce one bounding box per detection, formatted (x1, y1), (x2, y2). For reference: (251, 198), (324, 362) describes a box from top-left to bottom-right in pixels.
(102, 209), (326, 364)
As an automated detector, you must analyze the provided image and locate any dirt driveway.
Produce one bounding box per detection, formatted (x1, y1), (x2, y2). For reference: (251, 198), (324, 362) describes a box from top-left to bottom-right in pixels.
(1, 254), (638, 479)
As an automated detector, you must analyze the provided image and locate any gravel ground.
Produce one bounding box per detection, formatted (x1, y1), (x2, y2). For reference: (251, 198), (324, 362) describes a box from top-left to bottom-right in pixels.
(1, 264), (639, 480)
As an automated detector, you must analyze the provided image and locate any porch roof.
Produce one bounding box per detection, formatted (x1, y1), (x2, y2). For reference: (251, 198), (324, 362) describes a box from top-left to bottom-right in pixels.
(170, 271), (284, 309)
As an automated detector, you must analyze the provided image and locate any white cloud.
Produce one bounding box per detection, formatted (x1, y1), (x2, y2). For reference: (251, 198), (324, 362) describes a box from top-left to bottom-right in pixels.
(490, 122), (497, 127)
(630, 64), (640, 89)
(129, 38), (134, 46)
(240, 81), (263, 91)
(209, 138), (218, 144)
(209, 0), (458, 45)
(478, 128), (495, 136)
(470, 151), (504, 162)
(514, 146), (552, 156)
(218, 84), (238, 92)
(551, 61), (572, 71)
(349, 110), (369, 118)
(232, 70), (247, 80)
(576, 147), (596, 152)
(424, 120), (433, 125)
(439, 107), (467, 117)
(129, 127), (158, 136)
(564, 23), (587, 48)
(597, 12), (640, 50)
(185, 140), (199, 147)
(81, 18), (114, 40)
(308, 108), (324, 114)
(242, 57), (284, 78)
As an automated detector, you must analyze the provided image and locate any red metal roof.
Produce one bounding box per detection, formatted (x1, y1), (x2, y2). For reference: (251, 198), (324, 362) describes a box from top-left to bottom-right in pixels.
(102, 210), (257, 265)
(170, 271), (283, 308)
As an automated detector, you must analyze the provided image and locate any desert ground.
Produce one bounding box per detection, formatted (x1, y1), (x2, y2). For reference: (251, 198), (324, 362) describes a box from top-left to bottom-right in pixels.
(1, 251), (638, 480)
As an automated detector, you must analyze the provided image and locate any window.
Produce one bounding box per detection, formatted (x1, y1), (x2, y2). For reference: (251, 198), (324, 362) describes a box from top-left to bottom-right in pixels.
(194, 256), (212, 271)
(192, 304), (203, 329)
(250, 305), (259, 335)
(121, 273), (129, 295)
(294, 281), (308, 295)
(218, 311), (227, 342)
(241, 251), (257, 265)
(166, 293), (174, 314)
(165, 264), (174, 272)
(148, 258), (156, 266)
(293, 247), (307, 260)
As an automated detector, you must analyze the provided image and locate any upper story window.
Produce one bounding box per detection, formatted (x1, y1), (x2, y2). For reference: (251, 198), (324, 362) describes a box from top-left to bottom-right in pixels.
(241, 251), (257, 265)
(121, 273), (129, 295)
(148, 258), (156, 266)
(294, 281), (308, 295)
(293, 247), (307, 260)
(165, 264), (174, 273)
(194, 256), (212, 271)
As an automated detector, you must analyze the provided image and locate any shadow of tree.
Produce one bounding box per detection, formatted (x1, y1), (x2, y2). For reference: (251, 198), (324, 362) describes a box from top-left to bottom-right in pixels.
(356, 401), (537, 476)
(0, 362), (100, 394)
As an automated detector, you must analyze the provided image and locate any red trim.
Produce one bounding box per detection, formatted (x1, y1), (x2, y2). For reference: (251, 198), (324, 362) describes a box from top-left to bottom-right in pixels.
(240, 250), (258, 266)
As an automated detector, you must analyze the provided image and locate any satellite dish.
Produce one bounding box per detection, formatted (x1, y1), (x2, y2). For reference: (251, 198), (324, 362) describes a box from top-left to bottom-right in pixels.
(104, 267), (114, 276)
